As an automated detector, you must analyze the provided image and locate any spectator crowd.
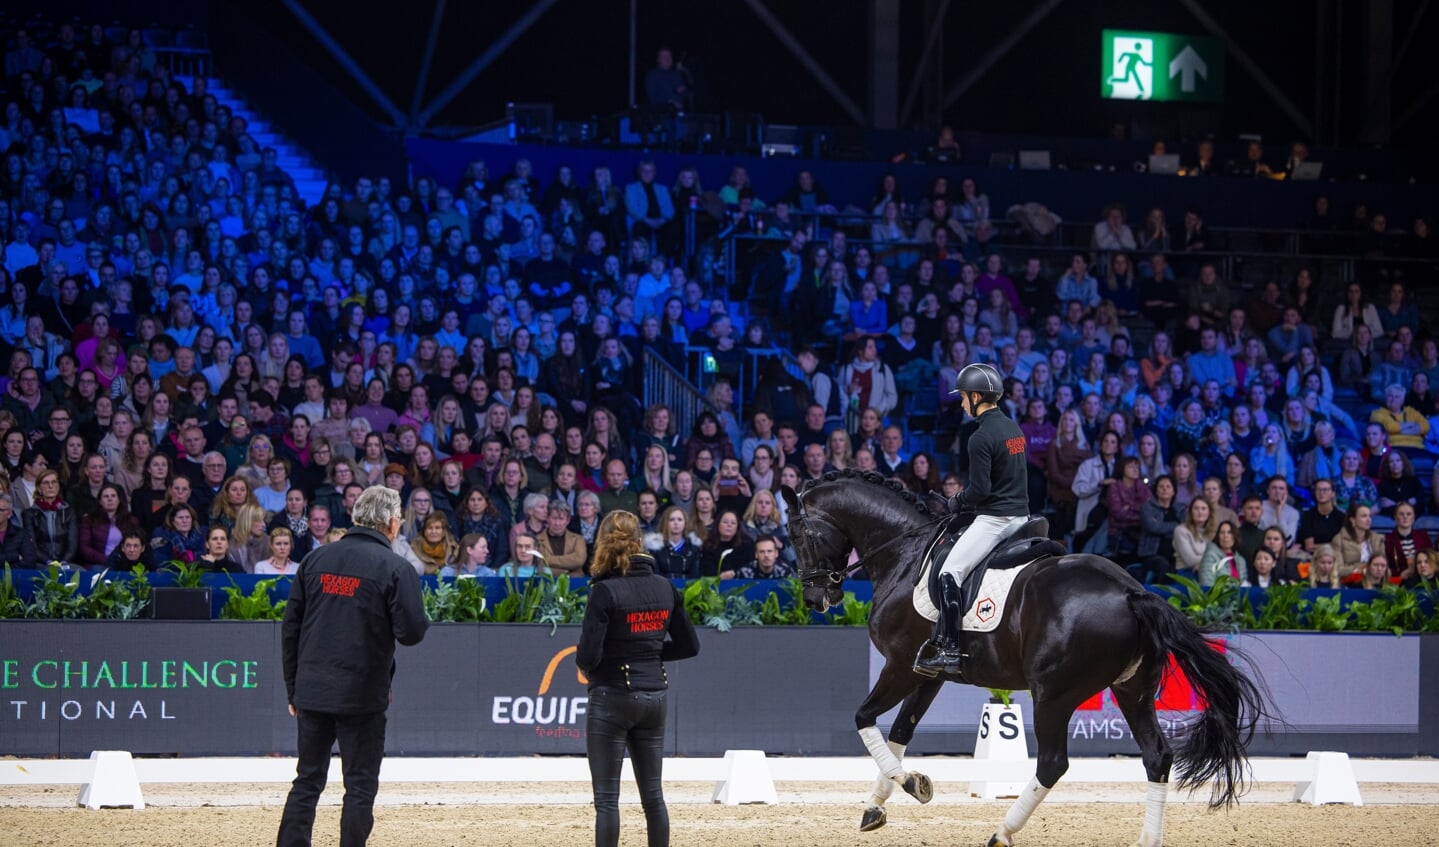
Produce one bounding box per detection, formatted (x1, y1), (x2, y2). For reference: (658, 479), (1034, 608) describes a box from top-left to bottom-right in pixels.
(1, 19), (1436, 594)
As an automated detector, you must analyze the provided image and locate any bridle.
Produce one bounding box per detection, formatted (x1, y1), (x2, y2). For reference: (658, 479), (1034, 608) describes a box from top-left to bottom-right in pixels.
(789, 492), (850, 591)
(789, 490), (950, 591)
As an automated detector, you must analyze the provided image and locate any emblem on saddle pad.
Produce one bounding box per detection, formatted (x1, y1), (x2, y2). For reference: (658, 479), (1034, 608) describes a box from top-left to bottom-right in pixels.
(912, 561), (1034, 633)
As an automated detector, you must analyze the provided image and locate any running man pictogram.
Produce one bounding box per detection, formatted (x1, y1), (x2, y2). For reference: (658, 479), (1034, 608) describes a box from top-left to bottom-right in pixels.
(1108, 41), (1152, 93)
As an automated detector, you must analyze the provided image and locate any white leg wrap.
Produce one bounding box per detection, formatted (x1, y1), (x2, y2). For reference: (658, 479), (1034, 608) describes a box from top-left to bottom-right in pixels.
(859, 726), (905, 782)
(1137, 781), (1167, 847)
(996, 778), (1050, 843)
(867, 741), (905, 806)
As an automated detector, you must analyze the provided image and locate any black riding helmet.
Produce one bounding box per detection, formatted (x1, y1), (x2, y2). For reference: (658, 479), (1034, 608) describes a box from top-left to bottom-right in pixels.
(950, 362), (1003, 403)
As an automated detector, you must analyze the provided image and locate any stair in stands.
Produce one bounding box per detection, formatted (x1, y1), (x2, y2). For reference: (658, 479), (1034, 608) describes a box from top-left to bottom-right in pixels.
(175, 75), (329, 207)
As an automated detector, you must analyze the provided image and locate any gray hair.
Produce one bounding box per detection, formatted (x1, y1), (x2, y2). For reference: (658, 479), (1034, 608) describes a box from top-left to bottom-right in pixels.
(523, 492), (548, 513)
(351, 485), (402, 531)
(548, 497), (571, 517)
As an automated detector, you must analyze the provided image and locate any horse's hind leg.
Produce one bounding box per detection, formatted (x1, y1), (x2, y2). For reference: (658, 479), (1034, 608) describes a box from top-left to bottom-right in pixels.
(859, 677), (943, 831)
(989, 698), (1075, 847)
(1113, 681), (1174, 847)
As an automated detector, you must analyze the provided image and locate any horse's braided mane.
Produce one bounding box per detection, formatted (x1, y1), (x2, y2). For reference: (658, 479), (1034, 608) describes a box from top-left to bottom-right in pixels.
(799, 468), (935, 517)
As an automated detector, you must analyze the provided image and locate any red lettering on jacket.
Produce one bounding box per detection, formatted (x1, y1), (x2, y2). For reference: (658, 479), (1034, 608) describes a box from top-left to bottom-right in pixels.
(319, 573), (360, 597)
(1005, 436), (1027, 455)
(626, 609), (669, 633)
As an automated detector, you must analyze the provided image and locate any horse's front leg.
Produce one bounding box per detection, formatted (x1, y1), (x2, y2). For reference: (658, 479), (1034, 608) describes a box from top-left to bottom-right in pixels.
(856, 665), (940, 831)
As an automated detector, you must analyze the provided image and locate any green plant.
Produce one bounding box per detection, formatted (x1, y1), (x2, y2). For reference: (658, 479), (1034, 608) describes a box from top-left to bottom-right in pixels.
(1304, 593), (1351, 632)
(1350, 585), (1425, 635)
(219, 578), (287, 620)
(84, 566), (152, 620)
(490, 573), (586, 632)
(25, 564), (87, 619)
(1162, 574), (1248, 631)
(423, 577), (488, 622)
(989, 689), (1014, 706)
(758, 577), (813, 626)
(164, 559), (207, 588)
(0, 563), (25, 618)
(1253, 583), (1308, 630)
(682, 577), (760, 631)
(826, 591), (872, 626)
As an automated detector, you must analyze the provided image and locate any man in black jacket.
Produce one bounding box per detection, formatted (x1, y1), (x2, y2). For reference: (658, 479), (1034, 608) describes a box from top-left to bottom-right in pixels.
(278, 486), (428, 847)
(916, 364), (1031, 676)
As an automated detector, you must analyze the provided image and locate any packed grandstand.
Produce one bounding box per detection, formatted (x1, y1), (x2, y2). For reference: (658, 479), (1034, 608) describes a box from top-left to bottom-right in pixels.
(1, 14), (1437, 599)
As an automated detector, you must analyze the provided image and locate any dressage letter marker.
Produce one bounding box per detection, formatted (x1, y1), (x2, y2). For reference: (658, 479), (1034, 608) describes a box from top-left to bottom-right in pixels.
(970, 702), (1029, 799)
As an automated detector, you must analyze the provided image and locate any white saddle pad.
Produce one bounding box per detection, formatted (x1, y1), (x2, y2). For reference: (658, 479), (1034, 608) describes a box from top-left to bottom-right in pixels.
(913, 559), (1034, 633)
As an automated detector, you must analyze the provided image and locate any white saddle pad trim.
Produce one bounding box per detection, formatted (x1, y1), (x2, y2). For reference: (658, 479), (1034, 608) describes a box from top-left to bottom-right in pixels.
(912, 558), (1034, 632)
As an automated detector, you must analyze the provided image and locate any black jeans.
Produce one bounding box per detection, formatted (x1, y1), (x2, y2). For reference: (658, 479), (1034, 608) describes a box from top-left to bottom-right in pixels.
(277, 708), (387, 847)
(586, 687), (668, 847)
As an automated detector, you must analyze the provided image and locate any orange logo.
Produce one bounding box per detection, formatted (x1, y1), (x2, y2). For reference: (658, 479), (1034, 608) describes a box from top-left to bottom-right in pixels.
(537, 645), (589, 695)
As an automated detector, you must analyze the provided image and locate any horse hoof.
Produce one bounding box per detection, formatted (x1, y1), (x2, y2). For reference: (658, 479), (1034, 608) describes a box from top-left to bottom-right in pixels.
(860, 806), (887, 831)
(902, 772), (934, 804)
(986, 834), (1011, 847)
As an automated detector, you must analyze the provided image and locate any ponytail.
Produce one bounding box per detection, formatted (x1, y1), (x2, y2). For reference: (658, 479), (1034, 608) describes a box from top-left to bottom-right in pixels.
(591, 510), (644, 578)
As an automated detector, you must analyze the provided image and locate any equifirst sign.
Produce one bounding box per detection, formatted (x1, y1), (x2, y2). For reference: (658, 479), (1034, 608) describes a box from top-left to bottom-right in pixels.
(490, 645), (589, 731)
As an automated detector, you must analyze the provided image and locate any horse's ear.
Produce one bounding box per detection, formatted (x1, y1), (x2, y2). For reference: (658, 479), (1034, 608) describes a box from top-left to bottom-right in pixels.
(779, 485), (800, 514)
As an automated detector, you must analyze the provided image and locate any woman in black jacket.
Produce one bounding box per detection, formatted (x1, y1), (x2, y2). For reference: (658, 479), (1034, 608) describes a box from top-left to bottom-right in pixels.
(576, 510), (699, 847)
(23, 469), (79, 565)
(697, 510), (754, 579)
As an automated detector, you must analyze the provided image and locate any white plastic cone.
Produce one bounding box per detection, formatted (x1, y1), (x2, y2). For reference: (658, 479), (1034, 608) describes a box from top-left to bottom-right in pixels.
(77, 751), (145, 810)
(711, 749), (778, 805)
(1293, 751), (1362, 806)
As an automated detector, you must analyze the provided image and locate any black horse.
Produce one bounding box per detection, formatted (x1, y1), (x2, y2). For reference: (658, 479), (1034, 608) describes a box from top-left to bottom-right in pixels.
(781, 470), (1265, 847)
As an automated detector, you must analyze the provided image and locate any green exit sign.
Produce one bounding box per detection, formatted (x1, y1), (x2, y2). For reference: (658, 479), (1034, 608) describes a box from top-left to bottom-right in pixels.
(1101, 29), (1224, 103)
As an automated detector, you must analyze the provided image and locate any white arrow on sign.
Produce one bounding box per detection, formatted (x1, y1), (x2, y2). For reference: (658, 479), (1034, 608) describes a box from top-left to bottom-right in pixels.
(1168, 45), (1208, 93)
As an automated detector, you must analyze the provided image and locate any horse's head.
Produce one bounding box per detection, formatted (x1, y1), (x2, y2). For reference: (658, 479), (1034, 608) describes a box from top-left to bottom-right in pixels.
(780, 484), (848, 612)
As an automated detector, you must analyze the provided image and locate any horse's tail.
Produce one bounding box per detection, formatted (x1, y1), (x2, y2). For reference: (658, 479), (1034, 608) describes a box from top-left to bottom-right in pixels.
(1127, 590), (1267, 809)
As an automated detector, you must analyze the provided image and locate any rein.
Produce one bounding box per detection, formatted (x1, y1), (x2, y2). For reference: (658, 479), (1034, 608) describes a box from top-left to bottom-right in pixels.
(791, 490), (949, 585)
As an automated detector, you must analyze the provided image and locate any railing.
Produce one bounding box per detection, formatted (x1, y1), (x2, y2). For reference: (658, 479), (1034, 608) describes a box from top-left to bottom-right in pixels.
(642, 348), (721, 439)
(671, 344), (798, 424)
(153, 47), (212, 79)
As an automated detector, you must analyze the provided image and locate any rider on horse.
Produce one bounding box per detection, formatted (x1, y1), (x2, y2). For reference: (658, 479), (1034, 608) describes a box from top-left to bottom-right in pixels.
(915, 363), (1031, 676)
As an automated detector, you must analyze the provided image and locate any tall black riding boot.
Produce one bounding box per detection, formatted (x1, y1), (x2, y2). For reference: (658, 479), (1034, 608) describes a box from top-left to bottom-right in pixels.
(914, 574), (965, 675)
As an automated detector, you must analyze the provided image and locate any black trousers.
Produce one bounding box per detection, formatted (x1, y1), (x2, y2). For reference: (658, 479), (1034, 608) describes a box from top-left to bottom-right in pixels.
(277, 708), (387, 847)
(586, 687), (668, 847)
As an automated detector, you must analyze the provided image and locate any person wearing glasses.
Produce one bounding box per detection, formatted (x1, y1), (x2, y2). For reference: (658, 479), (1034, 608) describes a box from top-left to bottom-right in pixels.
(23, 469), (79, 565)
(34, 406), (77, 466)
(0, 367), (54, 436)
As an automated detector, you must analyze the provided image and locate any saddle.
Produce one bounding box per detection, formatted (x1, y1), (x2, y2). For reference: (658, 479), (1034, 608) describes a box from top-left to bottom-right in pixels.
(922, 515), (1066, 623)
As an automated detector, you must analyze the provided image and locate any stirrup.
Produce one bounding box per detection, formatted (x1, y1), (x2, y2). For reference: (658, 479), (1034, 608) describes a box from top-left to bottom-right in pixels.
(913, 641), (963, 676)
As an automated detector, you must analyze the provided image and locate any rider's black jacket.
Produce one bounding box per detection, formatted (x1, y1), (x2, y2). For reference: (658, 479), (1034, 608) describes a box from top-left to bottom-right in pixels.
(952, 407), (1029, 517)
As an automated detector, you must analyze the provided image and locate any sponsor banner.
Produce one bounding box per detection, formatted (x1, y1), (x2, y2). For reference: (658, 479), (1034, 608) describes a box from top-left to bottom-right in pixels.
(3, 623), (1434, 756)
(871, 633), (1427, 755)
(1, 621), (285, 757)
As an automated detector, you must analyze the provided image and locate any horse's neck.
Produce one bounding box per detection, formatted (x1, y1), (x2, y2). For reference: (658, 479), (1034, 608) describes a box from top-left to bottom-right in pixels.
(854, 519), (929, 586)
